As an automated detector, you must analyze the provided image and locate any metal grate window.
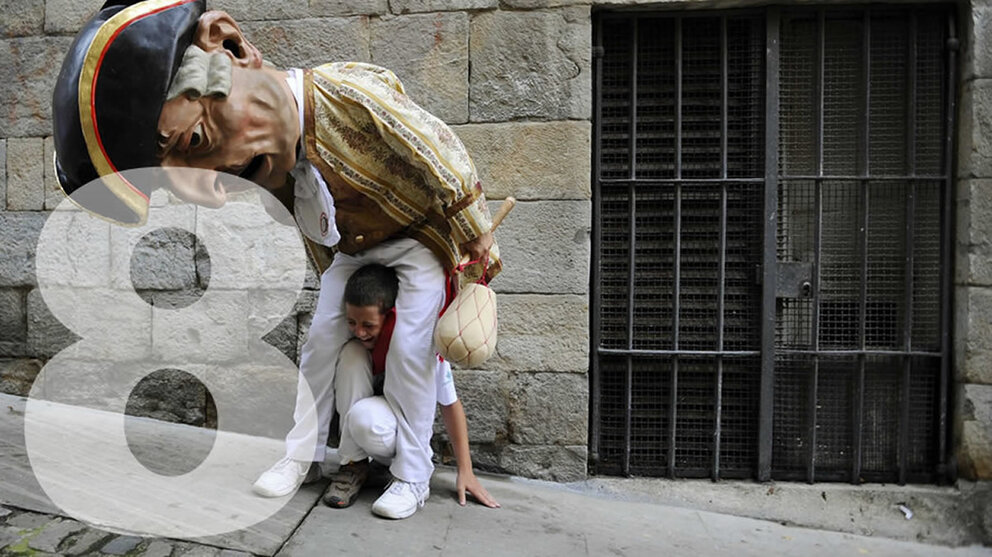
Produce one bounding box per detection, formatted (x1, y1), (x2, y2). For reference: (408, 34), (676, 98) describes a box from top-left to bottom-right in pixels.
(591, 6), (954, 483)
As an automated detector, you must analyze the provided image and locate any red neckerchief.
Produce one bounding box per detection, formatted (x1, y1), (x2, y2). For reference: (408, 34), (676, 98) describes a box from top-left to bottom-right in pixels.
(371, 307), (396, 376)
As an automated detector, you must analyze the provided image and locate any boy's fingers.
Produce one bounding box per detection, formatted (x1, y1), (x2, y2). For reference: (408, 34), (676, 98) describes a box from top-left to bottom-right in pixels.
(458, 487), (467, 506)
(470, 486), (499, 508)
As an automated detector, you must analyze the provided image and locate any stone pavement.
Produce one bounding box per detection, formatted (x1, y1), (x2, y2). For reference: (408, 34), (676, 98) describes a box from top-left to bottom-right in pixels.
(2, 392), (991, 556)
(2, 467), (992, 557)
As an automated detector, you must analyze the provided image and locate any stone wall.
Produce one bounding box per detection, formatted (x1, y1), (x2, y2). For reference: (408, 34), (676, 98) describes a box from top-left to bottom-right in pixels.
(0, 0), (591, 481)
(955, 0), (992, 481)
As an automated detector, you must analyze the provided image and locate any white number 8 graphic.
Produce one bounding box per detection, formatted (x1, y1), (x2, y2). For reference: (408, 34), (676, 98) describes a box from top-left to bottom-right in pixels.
(26, 168), (318, 537)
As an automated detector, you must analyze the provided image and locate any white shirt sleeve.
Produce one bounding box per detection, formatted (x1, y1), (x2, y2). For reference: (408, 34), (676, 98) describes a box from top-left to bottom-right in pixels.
(435, 357), (457, 406)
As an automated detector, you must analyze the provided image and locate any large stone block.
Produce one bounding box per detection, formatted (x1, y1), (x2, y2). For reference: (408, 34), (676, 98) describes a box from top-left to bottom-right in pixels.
(451, 369), (507, 443)
(152, 290), (249, 364)
(44, 0), (102, 34)
(206, 0), (309, 20)
(240, 18), (371, 70)
(260, 313), (299, 363)
(0, 288), (26, 347)
(498, 444), (586, 481)
(106, 203), (197, 291)
(0, 37), (74, 138)
(958, 79), (992, 179)
(0, 0), (44, 37)
(122, 227), (198, 291)
(389, 0), (497, 14)
(508, 372), (587, 445)
(454, 121), (591, 200)
(469, 8), (591, 122)
(488, 199), (590, 295)
(956, 179), (992, 286)
(371, 13), (469, 123)
(310, 0), (388, 17)
(0, 211), (46, 287)
(955, 286), (992, 384)
(965, 4), (992, 81)
(125, 368), (207, 426)
(491, 294), (587, 373)
(0, 358), (40, 397)
(956, 383), (992, 480)
(0, 139), (5, 208)
(25, 288), (78, 359)
(6, 137), (44, 211)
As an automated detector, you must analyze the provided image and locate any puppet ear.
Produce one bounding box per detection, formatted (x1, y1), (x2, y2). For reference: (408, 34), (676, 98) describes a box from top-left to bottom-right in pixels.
(193, 10), (263, 69)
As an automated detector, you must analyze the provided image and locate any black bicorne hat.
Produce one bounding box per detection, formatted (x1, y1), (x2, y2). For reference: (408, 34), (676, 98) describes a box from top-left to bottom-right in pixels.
(52, 0), (205, 224)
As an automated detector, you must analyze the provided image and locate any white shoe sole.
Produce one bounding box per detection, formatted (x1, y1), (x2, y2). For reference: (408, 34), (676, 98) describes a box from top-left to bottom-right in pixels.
(371, 488), (429, 519)
(252, 480), (299, 498)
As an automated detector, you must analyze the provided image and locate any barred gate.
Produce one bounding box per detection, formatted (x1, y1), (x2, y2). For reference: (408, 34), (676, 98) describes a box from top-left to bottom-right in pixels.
(590, 6), (955, 483)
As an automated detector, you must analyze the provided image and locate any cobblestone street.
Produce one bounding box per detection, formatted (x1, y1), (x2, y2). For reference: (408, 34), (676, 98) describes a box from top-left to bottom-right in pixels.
(0, 505), (253, 557)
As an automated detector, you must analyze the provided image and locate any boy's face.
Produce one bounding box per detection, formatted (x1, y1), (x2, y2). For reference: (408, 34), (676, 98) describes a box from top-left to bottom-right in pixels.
(345, 304), (386, 350)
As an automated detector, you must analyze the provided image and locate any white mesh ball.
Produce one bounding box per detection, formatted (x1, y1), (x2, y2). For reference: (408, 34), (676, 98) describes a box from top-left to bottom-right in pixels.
(434, 283), (497, 368)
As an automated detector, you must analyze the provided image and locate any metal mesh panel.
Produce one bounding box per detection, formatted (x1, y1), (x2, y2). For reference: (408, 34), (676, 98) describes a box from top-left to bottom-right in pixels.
(596, 355), (629, 474)
(594, 6), (949, 483)
(636, 18), (677, 179)
(915, 10), (947, 175)
(595, 13), (764, 478)
(600, 18), (634, 179)
(599, 187), (632, 350)
(632, 189), (675, 351)
(772, 7), (948, 481)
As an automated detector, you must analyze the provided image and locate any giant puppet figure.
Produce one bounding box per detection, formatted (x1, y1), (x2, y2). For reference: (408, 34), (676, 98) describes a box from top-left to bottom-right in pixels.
(53, 0), (500, 519)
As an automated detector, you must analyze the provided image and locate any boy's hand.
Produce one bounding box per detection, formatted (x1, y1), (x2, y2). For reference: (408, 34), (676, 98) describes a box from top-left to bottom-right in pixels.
(457, 468), (500, 508)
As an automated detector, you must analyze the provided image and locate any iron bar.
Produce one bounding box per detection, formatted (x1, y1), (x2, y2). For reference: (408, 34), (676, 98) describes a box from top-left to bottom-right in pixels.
(714, 15), (729, 482)
(899, 12), (919, 486)
(853, 9), (871, 485)
(807, 8), (826, 484)
(622, 18), (639, 478)
(629, 18), (638, 181)
(777, 174), (945, 181)
(758, 7), (781, 482)
(777, 349), (942, 357)
(623, 183), (636, 476)
(599, 348), (760, 357)
(938, 10), (957, 481)
(588, 18), (605, 473)
(600, 178), (766, 186)
(669, 17), (684, 478)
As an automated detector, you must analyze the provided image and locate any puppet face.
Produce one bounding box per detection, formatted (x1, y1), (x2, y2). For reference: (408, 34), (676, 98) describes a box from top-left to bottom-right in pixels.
(345, 304), (386, 351)
(156, 11), (298, 206)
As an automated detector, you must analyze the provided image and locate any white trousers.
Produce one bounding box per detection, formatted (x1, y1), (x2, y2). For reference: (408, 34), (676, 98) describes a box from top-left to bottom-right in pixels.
(285, 238), (445, 483)
(335, 339), (397, 463)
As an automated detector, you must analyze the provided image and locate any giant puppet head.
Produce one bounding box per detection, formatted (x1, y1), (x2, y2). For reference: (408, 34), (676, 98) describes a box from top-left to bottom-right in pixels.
(53, 0), (295, 225)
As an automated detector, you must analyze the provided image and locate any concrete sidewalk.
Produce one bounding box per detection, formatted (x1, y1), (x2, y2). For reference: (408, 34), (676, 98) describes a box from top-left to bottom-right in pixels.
(277, 469), (991, 557)
(2, 467), (991, 556)
(1, 392), (990, 556)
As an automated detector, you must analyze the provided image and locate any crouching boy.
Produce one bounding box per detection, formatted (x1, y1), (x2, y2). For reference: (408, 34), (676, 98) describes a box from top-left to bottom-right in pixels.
(327, 264), (499, 518)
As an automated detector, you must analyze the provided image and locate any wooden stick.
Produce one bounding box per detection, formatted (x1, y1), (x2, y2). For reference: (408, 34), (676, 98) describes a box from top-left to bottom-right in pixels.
(459, 196), (515, 266)
(490, 196), (516, 231)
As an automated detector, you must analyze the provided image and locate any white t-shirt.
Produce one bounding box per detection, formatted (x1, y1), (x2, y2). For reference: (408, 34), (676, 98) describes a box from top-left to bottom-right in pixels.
(435, 357), (457, 407)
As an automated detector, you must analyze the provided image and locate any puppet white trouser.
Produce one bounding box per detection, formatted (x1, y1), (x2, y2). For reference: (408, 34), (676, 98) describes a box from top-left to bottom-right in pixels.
(334, 339), (397, 464)
(284, 238), (445, 483)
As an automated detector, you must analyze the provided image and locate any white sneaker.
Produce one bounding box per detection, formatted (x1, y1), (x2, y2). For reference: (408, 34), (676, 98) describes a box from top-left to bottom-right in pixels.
(371, 479), (430, 519)
(252, 457), (313, 497)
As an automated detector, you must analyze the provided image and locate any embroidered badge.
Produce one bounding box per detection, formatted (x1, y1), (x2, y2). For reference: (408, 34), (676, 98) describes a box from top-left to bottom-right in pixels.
(320, 212), (328, 236)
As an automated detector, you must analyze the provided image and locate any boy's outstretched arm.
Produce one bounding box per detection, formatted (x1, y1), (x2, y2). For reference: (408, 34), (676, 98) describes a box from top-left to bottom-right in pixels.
(440, 400), (500, 508)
